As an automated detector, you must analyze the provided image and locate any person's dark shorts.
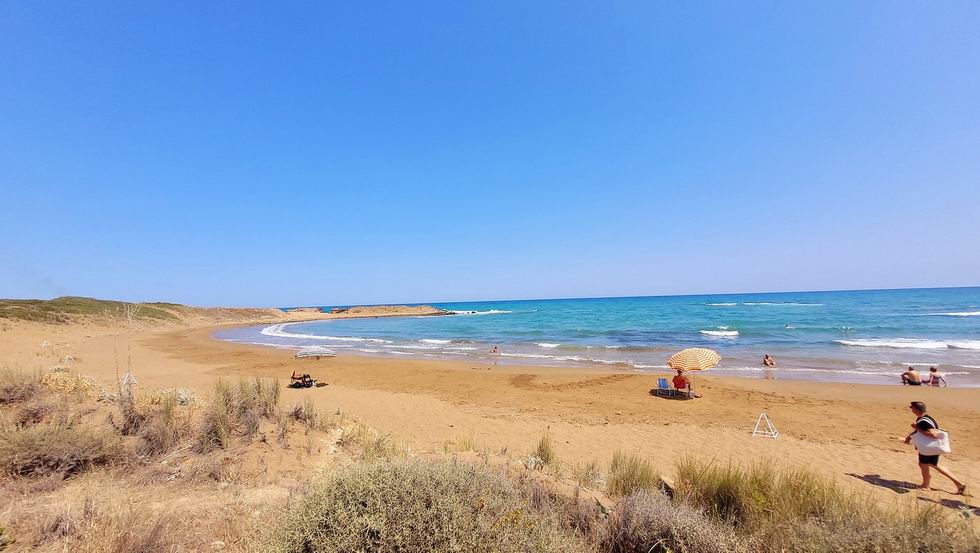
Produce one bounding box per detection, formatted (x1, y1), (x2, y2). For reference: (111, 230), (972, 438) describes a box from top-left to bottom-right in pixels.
(918, 454), (940, 466)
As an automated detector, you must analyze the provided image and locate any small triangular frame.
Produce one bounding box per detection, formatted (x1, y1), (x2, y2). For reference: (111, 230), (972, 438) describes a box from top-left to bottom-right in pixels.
(752, 412), (779, 439)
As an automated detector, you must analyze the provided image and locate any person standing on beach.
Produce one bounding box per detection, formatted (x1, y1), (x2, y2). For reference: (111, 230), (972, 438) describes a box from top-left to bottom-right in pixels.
(901, 366), (922, 385)
(904, 401), (967, 494)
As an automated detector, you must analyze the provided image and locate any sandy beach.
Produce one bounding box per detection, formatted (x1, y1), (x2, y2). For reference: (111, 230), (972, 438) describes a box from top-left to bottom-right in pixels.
(3, 312), (978, 516)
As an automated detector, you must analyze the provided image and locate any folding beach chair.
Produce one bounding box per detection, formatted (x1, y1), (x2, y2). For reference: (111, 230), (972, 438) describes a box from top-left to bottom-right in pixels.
(655, 378), (675, 397)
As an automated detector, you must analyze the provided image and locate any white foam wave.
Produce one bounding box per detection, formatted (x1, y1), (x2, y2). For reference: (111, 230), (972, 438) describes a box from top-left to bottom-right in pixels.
(260, 324), (390, 343)
(449, 309), (512, 315)
(743, 302), (823, 306)
(420, 339), (451, 344)
(707, 302), (737, 306)
(447, 346), (480, 351)
(713, 366), (972, 377)
(537, 343), (561, 348)
(388, 344), (441, 350)
(701, 329), (739, 337)
(949, 341), (980, 350)
(837, 338), (980, 350)
(928, 311), (980, 317)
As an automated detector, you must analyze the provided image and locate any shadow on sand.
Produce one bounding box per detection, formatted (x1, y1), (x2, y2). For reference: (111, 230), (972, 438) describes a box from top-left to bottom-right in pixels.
(917, 496), (980, 516)
(648, 389), (696, 400)
(846, 473), (916, 494)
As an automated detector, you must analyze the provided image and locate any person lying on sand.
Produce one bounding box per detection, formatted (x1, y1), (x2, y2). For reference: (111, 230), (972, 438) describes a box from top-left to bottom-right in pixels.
(762, 354), (775, 367)
(904, 401), (966, 494)
(927, 367), (948, 387)
(901, 366), (922, 386)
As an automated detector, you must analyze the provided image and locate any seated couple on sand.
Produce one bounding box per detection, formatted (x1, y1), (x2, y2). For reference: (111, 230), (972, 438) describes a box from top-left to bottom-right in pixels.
(901, 366), (947, 387)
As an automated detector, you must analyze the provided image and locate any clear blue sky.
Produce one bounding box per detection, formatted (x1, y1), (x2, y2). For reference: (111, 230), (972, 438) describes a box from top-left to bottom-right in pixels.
(2, 2), (978, 307)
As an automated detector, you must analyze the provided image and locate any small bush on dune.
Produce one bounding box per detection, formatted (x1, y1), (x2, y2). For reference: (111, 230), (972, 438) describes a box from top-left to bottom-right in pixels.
(606, 451), (657, 497)
(267, 460), (590, 553)
(604, 489), (749, 553)
(0, 422), (121, 478)
(0, 368), (43, 405)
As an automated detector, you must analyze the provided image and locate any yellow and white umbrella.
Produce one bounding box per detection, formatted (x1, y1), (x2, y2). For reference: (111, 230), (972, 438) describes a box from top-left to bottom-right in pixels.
(667, 348), (720, 394)
(667, 347), (721, 372)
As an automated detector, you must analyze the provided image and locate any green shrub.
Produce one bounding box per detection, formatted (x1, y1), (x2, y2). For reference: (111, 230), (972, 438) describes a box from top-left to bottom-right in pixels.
(606, 451), (657, 497)
(266, 460), (589, 553)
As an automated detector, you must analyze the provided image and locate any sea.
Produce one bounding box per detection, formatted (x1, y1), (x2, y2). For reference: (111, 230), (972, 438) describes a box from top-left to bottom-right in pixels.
(213, 287), (980, 386)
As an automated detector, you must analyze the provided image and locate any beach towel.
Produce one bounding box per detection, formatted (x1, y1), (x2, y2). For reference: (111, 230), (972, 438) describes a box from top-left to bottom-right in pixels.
(912, 430), (952, 456)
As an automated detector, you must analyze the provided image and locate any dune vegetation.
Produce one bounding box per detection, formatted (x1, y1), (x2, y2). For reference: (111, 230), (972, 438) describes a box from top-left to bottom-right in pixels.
(0, 366), (976, 552)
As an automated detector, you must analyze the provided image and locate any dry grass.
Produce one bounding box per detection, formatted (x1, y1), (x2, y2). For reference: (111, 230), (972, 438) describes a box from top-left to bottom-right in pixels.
(266, 460), (590, 553)
(604, 489), (748, 553)
(139, 393), (188, 454)
(195, 378), (282, 452)
(606, 450), (658, 498)
(573, 459), (604, 489)
(675, 457), (979, 552)
(535, 430), (557, 465)
(0, 422), (122, 478)
(0, 368), (43, 405)
(288, 397), (319, 429)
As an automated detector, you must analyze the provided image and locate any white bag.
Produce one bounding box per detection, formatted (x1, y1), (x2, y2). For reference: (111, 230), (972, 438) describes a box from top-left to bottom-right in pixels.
(912, 430), (952, 456)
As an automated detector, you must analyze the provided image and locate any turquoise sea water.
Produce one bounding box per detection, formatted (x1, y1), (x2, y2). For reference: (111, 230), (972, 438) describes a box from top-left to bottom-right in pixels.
(214, 287), (980, 386)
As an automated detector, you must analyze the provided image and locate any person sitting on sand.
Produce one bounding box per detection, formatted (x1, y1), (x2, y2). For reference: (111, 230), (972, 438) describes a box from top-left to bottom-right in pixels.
(762, 354), (775, 367)
(672, 369), (690, 391)
(927, 367), (947, 387)
(901, 366), (922, 386)
(671, 369), (700, 398)
(904, 401), (966, 494)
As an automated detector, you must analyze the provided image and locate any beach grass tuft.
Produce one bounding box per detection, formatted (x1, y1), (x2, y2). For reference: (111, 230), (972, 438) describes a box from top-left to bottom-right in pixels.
(606, 450), (658, 497)
(535, 430), (557, 465)
(674, 457), (977, 552)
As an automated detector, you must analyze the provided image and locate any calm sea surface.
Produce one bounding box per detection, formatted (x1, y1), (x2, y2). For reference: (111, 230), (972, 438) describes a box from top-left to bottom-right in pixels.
(214, 288), (980, 386)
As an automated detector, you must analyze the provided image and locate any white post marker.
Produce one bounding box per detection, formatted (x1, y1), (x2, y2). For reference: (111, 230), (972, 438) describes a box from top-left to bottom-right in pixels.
(752, 412), (779, 439)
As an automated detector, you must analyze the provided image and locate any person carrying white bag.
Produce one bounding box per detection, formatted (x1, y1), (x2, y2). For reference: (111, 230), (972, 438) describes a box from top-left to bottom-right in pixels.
(904, 401), (967, 494)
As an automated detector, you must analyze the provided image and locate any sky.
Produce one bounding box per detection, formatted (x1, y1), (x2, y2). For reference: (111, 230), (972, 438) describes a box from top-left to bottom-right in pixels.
(1, 2), (979, 307)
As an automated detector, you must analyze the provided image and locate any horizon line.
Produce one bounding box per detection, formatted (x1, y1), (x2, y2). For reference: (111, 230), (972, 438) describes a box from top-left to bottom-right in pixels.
(286, 284), (979, 310)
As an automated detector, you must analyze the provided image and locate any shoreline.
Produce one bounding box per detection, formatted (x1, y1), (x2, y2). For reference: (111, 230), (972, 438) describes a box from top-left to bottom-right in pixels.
(214, 320), (980, 388)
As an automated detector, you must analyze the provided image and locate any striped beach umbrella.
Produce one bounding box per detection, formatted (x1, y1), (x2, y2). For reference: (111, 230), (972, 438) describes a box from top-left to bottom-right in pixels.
(667, 347), (721, 372)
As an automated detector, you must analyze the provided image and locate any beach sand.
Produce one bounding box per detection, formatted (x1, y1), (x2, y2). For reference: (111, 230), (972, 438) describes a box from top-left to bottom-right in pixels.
(2, 315), (978, 515)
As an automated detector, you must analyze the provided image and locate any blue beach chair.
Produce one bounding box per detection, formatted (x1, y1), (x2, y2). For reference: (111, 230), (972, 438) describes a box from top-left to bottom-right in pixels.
(655, 378), (675, 397)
